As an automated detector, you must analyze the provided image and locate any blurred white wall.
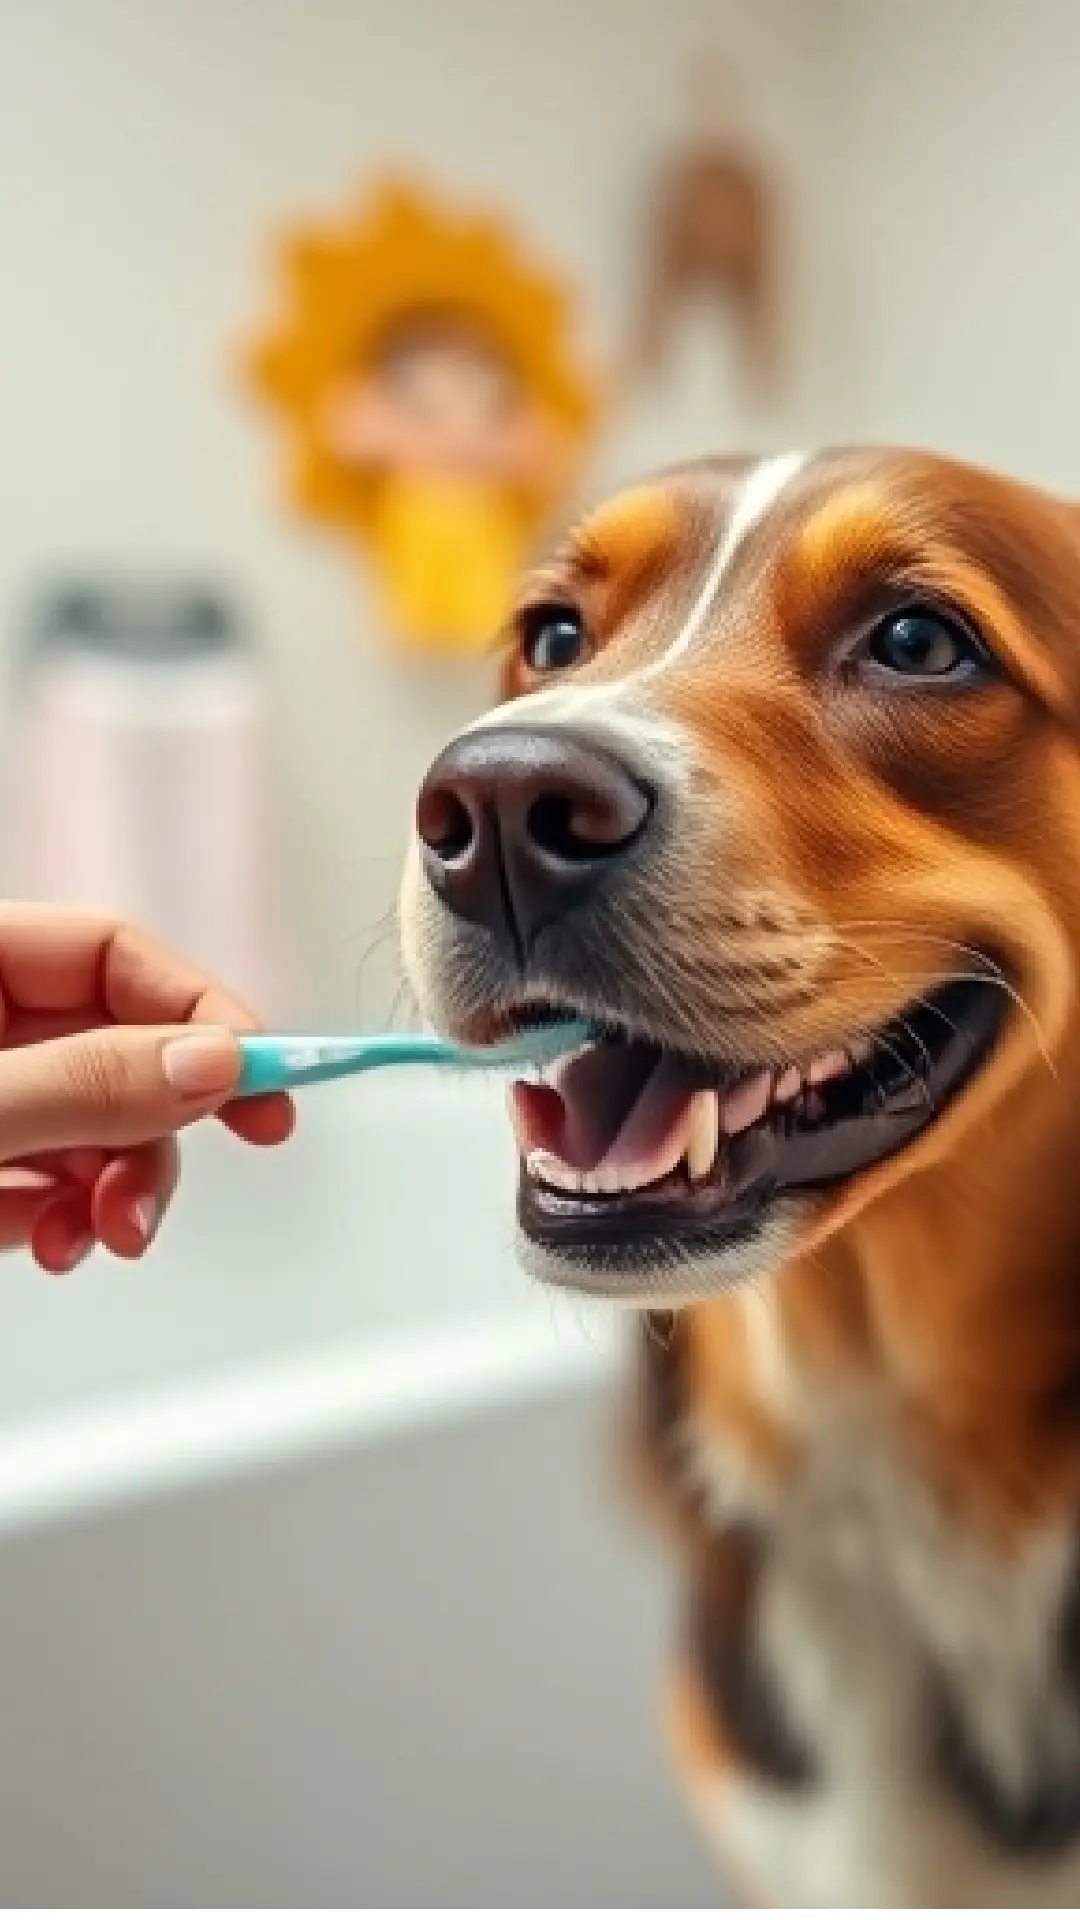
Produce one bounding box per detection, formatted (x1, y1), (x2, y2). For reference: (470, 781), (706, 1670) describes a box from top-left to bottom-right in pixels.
(836, 0), (1080, 493)
(0, 0), (846, 1024)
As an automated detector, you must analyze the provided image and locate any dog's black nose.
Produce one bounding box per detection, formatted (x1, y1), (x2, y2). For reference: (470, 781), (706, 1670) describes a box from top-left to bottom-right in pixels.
(417, 725), (655, 949)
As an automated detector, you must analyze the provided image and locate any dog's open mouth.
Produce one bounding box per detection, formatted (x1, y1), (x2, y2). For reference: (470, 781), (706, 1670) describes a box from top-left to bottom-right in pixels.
(506, 977), (1004, 1268)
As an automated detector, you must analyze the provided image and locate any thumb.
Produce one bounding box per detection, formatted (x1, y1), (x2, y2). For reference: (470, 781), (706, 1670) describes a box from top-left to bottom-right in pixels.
(0, 1025), (241, 1159)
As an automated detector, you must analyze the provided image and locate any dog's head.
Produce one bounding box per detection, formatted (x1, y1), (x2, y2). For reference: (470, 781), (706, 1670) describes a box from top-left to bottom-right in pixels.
(400, 449), (1080, 1304)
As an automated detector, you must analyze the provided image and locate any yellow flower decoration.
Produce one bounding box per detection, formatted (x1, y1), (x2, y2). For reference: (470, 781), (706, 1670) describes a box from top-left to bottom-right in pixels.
(241, 178), (600, 653)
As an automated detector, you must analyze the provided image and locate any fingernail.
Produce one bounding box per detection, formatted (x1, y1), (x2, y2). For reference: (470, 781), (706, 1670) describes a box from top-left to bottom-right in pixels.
(130, 1197), (157, 1245)
(57, 1234), (93, 1274)
(162, 1030), (239, 1099)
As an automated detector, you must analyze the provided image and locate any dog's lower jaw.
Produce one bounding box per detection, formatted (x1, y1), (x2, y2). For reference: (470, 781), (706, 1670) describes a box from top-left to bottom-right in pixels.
(515, 1201), (806, 1308)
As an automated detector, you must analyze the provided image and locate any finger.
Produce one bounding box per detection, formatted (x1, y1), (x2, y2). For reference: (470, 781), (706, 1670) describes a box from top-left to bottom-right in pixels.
(16, 1148), (109, 1187)
(0, 905), (125, 1016)
(0, 907), (264, 1038)
(9, 1080), (295, 1154)
(57, 1147), (110, 1187)
(31, 1185), (95, 1275)
(1, 1008), (107, 1048)
(0, 952), (296, 1142)
(220, 1090), (296, 1146)
(0, 1023), (243, 1158)
(4, 1003), (263, 1049)
(0, 906), (113, 1029)
(91, 1138), (179, 1259)
(102, 925), (264, 1032)
(1, 1151), (101, 1186)
(0, 1171), (62, 1253)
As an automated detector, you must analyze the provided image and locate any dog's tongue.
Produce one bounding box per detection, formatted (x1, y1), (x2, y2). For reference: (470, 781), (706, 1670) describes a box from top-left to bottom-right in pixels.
(510, 1042), (696, 1173)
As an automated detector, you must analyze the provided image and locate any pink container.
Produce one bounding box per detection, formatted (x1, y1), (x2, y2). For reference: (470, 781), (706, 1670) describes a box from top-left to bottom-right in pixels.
(13, 585), (288, 1017)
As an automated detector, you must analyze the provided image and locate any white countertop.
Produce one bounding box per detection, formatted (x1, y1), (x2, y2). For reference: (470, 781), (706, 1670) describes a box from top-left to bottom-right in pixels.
(0, 1077), (617, 1537)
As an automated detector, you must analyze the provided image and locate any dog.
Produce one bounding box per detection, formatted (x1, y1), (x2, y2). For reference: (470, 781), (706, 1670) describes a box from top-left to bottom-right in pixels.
(400, 447), (1080, 1905)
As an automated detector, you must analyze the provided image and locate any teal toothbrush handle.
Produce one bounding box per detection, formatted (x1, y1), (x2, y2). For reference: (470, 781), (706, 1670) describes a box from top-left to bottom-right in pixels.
(236, 1021), (592, 1098)
(236, 1033), (449, 1097)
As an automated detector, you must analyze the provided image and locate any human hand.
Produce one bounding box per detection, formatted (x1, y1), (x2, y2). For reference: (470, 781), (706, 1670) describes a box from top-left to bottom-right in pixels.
(0, 905), (295, 1273)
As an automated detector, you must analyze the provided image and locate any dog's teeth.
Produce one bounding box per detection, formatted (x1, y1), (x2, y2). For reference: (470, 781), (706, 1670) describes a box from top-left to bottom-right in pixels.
(582, 1166), (632, 1194)
(808, 1049), (849, 1085)
(525, 1149), (581, 1193)
(774, 1066), (802, 1104)
(686, 1089), (721, 1182)
(721, 1070), (772, 1135)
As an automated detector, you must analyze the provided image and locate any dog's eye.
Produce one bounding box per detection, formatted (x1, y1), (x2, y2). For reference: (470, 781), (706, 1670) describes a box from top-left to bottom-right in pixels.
(860, 607), (990, 685)
(520, 603), (587, 674)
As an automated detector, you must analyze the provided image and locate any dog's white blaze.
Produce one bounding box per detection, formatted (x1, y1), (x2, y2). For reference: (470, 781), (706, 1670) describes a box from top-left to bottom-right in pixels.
(457, 455), (807, 793)
(640, 450), (807, 681)
(453, 450), (809, 817)
(459, 680), (697, 789)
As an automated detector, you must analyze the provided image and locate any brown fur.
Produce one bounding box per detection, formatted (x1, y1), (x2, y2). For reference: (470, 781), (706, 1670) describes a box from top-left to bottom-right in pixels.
(409, 448), (1080, 1900)
(502, 449), (1080, 1531)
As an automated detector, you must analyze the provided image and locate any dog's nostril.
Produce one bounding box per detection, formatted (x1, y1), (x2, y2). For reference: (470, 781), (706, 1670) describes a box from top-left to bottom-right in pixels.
(527, 792), (639, 864)
(415, 726), (658, 946)
(417, 785), (474, 862)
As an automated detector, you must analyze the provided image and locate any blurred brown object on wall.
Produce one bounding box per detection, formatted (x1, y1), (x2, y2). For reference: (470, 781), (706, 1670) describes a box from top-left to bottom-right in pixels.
(633, 57), (782, 398)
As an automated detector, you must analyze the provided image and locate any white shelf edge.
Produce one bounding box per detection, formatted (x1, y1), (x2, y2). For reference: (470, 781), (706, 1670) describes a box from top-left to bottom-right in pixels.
(0, 1314), (617, 1543)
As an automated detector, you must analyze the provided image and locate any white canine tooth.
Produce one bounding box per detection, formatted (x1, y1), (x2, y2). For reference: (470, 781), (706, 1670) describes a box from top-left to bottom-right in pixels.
(686, 1089), (721, 1182)
(775, 1066), (802, 1103)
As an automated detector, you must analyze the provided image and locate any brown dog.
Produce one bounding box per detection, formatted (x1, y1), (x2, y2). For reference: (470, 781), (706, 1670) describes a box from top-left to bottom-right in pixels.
(400, 449), (1080, 1904)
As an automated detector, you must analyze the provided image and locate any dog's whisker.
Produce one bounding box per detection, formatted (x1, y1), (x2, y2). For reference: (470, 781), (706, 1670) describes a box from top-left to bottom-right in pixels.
(385, 974), (420, 1032)
(827, 952), (1058, 1088)
(830, 937), (935, 1082)
(333, 901), (399, 965)
(831, 924), (1017, 999)
(860, 1028), (931, 1107)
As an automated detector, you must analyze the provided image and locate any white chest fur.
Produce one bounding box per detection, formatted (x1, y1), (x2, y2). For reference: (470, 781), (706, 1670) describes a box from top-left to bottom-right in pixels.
(681, 1304), (1080, 1906)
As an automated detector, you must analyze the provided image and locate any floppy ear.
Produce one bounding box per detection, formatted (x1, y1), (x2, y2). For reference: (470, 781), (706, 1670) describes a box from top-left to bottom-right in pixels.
(1052, 499), (1080, 705)
(934, 468), (1080, 727)
(1001, 489), (1080, 726)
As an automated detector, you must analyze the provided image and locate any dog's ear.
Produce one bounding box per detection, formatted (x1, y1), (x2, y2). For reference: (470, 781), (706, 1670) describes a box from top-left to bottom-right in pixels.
(1011, 491), (1080, 727)
(937, 469), (1080, 727)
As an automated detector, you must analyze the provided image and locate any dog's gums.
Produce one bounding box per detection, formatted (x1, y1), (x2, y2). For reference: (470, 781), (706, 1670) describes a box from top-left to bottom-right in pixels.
(505, 976), (1004, 1268)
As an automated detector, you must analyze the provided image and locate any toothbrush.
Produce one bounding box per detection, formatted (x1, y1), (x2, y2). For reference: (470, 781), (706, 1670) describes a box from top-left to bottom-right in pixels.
(235, 1021), (594, 1098)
